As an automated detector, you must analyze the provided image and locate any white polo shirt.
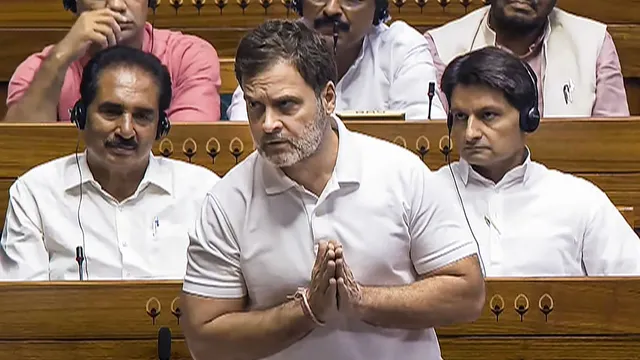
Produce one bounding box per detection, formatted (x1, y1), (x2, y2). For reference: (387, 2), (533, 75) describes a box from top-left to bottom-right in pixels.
(0, 153), (220, 281)
(434, 151), (640, 277)
(183, 117), (477, 360)
(226, 20), (446, 121)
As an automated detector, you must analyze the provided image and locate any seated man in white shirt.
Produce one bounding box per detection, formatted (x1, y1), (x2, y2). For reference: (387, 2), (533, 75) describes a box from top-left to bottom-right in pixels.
(0, 46), (220, 281)
(434, 46), (640, 277)
(226, 0), (445, 121)
(180, 19), (484, 360)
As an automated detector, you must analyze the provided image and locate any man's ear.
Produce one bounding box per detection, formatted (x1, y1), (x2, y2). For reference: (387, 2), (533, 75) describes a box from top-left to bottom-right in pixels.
(321, 81), (337, 114)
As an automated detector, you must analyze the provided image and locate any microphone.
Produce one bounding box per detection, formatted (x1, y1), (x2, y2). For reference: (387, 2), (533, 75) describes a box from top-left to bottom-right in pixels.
(333, 20), (339, 55)
(427, 82), (435, 120)
(75, 246), (85, 281)
(158, 327), (172, 360)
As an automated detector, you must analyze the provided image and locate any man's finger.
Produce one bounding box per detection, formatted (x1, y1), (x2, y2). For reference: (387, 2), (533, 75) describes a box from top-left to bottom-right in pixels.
(335, 257), (344, 279)
(334, 246), (343, 259)
(336, 277), (347, 310)
(314, 241), (328, 267)
(321, 259), (336, 294)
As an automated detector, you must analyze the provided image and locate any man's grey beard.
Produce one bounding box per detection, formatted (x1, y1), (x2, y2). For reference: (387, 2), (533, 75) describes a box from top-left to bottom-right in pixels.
(258, 101), (330, 168)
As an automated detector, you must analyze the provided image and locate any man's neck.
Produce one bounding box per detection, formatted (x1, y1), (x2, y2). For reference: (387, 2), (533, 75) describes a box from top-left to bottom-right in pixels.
(87, 155), (148, 202)
(282, 126), (340, 197)
(335, 38), (364, 81)
(471, 147), (527, 184)
(488, 14), (546, 56)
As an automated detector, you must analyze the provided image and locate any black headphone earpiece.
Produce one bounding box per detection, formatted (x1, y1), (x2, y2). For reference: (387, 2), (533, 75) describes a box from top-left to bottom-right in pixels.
(63, 0), (157, 12)
(447, 112), (453, 133)
(519, 61), (541, 133)
(70, 100), (171, 140)
(62, 0), (77, 12)
(156, 112), (171, 140)
(71, 99), (86, 130)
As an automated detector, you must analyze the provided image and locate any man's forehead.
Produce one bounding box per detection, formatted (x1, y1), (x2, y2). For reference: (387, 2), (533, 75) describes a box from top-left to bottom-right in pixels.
(94, 68), (159, 106)
(451, 85), (510, 109)
(243, 62), (312, 98)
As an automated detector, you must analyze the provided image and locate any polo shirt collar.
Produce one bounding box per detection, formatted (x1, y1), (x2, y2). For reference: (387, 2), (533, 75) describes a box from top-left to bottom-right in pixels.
(261, 116), (362, 195)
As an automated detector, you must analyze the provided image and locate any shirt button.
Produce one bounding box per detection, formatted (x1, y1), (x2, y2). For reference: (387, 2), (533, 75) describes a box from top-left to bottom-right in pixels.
(122, 242), (128, 247)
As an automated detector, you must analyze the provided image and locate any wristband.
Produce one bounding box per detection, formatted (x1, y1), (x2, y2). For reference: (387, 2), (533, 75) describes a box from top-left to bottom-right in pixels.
(288, 287), (325, 327)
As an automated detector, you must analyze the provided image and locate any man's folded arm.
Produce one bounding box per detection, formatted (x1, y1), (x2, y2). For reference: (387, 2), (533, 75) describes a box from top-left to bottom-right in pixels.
(181, 194), (315, 360)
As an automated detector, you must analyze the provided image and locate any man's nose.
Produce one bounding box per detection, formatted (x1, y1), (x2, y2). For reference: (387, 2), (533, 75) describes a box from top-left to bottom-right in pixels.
(116, 114), (135, 138)
(262, 108), (283, 134)
(464, 117), (482, 142)
(323, 0), (343, 19)
(107, 0), (127, 13)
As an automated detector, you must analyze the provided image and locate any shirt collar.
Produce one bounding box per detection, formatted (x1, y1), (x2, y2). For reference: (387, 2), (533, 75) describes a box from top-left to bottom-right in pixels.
(261, 115), (362, 195)
(64, 151), (173, 195)
(482, 7), (551, 59)
(458, 147), (533, 187)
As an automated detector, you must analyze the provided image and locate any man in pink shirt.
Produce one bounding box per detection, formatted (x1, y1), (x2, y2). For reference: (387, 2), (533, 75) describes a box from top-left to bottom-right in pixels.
(425, 0), (630, 118)
(3, 0), (221, 123)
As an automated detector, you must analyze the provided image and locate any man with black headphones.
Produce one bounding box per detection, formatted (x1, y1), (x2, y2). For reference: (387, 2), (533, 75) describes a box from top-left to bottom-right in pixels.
(3, 0), (222, 124)
(226, 0), (445, 121)
(0, 46), (220, 281)
(435, 46), (640, 277)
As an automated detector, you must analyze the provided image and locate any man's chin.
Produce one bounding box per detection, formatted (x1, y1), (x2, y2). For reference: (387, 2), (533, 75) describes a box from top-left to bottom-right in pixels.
(460, 152), (492, 166)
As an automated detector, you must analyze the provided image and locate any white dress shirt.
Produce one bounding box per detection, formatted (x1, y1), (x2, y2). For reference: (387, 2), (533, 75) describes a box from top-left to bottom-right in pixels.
(0, 153), (220, 281)
(226, 20), (446, 121)
(183, 116), (476, 360)
(434, 150), (640, 277)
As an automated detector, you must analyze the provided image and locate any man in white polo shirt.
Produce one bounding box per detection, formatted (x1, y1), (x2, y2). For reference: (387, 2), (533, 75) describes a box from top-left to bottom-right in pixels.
(181, 19), (484, 360)
(0, 46), (219, 281)
(225, 0), (445, 121)
(435, 46), (640, 277)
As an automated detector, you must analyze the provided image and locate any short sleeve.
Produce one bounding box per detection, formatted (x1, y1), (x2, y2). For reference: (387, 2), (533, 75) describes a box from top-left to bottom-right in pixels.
(167, 36), (222, 122)
(581, 187), (640, 275)
(6, 53), (46, 107)
(408, 164), (478, 275)
(183, 193), (246, 298)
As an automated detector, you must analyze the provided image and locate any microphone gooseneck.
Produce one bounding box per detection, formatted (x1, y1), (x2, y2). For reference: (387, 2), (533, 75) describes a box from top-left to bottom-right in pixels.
(75, 246), (85, 281)
(332, 20), (339, 55)
(427, 82), (435, 120)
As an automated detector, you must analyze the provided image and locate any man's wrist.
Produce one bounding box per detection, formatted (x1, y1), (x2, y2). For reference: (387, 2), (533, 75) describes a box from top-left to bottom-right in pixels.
(51, 42), (79, 67)
(352, 285), (374, 321)
(288, 288), (325, 327)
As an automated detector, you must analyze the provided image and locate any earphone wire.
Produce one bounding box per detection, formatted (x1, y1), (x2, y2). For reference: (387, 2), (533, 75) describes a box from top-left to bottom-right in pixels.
(446, 129), (487, 277)
(74, 138), (88, 279)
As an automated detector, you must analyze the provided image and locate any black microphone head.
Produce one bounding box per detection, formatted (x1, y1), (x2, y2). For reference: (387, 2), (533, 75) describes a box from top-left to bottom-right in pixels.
(75, 246), (84, 262)
(158, 327), (172, 360)
(428, 82), (435, 96)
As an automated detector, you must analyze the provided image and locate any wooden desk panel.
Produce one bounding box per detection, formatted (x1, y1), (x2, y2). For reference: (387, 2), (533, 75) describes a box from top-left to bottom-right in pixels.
(0, 120), (639, 177)
(2, 337), (640, 360)
(1, 279), (640, 340)
(0, 279), (639, 359)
